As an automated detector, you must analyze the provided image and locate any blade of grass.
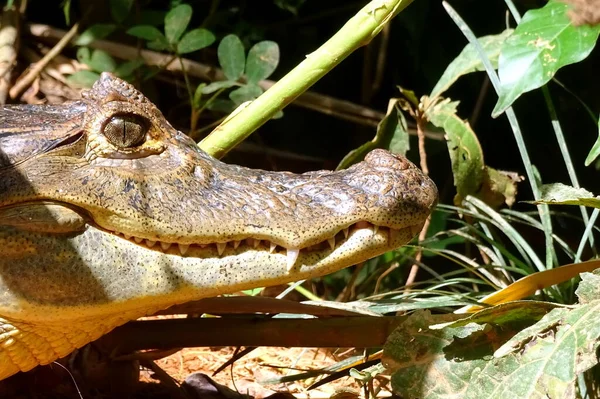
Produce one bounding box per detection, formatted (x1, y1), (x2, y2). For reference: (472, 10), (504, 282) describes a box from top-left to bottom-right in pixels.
(443, 1), (556, 269)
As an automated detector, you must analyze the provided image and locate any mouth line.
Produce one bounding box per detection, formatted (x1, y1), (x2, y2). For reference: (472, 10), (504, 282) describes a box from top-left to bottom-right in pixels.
(108, 220), (421, 271)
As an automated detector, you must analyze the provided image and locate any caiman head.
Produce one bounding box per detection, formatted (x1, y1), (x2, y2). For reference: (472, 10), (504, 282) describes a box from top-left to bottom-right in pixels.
(0, 73), (437, 379)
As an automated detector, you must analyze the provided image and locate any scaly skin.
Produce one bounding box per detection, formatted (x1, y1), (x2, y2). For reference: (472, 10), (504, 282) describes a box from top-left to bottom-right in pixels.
(0, 73), (437, 380)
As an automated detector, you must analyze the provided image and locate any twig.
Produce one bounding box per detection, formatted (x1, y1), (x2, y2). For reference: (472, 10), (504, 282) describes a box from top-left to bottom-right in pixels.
(10, 22), (78, 99)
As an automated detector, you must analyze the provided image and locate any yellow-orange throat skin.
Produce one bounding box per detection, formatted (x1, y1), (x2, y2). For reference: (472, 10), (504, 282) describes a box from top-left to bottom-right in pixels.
(0, 73), (438, 380)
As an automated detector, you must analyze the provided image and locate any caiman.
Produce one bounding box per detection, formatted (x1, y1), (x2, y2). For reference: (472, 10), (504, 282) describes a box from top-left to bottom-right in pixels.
(0, 73), (437, 380)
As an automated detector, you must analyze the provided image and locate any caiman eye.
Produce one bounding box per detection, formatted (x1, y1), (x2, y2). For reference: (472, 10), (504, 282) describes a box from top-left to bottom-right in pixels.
(102, 114), (148, 148)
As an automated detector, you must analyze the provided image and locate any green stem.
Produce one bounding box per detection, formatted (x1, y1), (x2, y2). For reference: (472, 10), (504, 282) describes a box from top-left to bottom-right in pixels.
(199, 0), (413, 158)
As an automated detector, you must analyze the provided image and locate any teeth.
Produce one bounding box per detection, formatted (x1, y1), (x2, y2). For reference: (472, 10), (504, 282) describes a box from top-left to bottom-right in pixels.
(253, 239), (261, 249)
(373, 225), (379, 234)
(286, 248), (300, 271)
(146, 240), (157, 248)
(343, 228), (349, 239)
(160, 242), (171, 251)
(123, 234), (132, 240)
(270, 242), (277, 253)
(328, 237), (335, 250)
(217, 242), (226, 256)
(178, 244), (189, 255)
(233, 240), (241, 249)
(134, 237), (143, 244)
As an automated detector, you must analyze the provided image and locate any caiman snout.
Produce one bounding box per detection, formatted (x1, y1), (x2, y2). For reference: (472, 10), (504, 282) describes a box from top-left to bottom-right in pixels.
(0, 73), (438, 381)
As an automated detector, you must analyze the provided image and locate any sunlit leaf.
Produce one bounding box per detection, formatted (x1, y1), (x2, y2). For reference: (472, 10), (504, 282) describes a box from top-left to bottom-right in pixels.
(430, 29), (513, 99)
(127, 25), (166, 42)
(75, 24), (116, 46)
(67, 70), (101, 88)
(493, 1), (600, 117)
(218, 34), (246, 81)
(536, 182), (600, 208)
(245, 41), (280, 84)
(177, 28), (216, 54)
(165, 4), (192, 44)
(87, 49), (116, 73)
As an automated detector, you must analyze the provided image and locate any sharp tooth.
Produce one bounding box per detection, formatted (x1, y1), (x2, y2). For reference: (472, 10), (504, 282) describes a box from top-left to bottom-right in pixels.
(328, 237), (335, 250)
(270, 242), (277, 253)
(217, 242), (227, 256)
(123, 234), (132, 240)
(253, 239), (261, 249)
(134, 237), (143, 243)
(343, 228), (349, 239)
(178, 244), (190, 255)
(160, 242), (171, 251)
(373, 225), (379, 235)
(146, 240), (157, 248)
(233, 240), (241, 249)
(286, 248), (300, 271)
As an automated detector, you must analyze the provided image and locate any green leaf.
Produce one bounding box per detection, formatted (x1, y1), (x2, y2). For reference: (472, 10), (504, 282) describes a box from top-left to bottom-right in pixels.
(87, 49), (116, 73)
(575, 270), (600, 304)
(67, 70), (101, 88)
(430, 30), (513, 99)
(193, 83), (206, 109)
(229, 84), (263, 105)
(114, 59), (145, 79)
(536, 183), (600, 208)
(207, 98), (236, 113)
(76, 47), (91, 64)
(164, 4), (192, 44)
(493, 1), (600, 117)
(75, 24), (116, 46)
(337, 99), (410, 170)
(62, 0), (71, 25)
(218, 34), (246, 81)
(245, 41), (280, 84)
(177, 28), (216, 54)
(109, 0), (133, 23)
(127, 25), (166, 42)
(585, 118), (600, 166)
(425, 98), (521, 208)
(201, 80), (240, 94)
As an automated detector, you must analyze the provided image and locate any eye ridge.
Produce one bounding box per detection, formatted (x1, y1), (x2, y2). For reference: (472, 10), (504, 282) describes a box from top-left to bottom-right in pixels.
(102, 114), (149, 148)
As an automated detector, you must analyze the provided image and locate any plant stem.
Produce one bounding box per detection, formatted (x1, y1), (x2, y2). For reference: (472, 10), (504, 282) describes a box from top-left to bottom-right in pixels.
(199, 0), (414, 159)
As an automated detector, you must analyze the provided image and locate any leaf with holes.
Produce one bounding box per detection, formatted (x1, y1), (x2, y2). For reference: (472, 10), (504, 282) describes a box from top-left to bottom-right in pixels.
(492, 1), (600, 117)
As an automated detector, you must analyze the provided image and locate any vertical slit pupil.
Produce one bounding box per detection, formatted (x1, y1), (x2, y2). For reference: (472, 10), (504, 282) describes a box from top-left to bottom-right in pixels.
(102, 114), (148, 148)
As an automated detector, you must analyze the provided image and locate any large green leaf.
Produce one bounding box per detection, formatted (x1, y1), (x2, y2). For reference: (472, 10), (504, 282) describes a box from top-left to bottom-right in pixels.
(430, 29), (513, 99)
(164, 4), (192, 44)
(245, 41), (280, 84)
(177, 28), (215, 54)
(383, 284), (600, 399)
(492, 1), (600, 117)
(425, 98), (521, 207)
(218, 35), (246, 81)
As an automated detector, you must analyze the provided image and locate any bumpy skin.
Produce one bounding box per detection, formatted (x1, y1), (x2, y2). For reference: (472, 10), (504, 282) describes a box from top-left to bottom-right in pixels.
(0, 73), (438, 380)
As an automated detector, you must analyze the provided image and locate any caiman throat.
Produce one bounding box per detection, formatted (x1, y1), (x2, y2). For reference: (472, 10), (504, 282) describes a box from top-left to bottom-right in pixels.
(0, 73), (437, 380)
